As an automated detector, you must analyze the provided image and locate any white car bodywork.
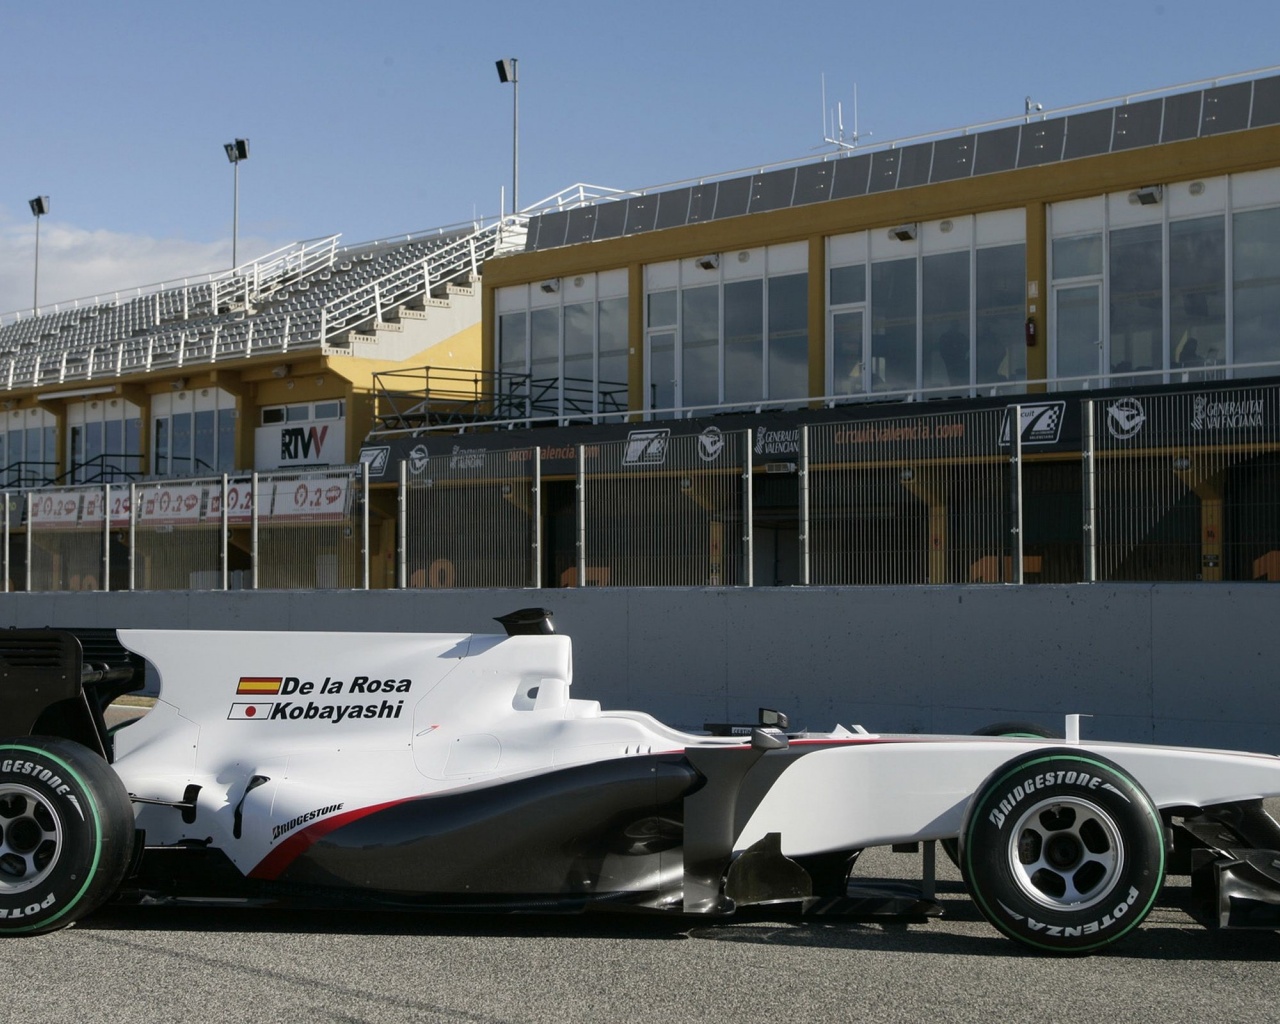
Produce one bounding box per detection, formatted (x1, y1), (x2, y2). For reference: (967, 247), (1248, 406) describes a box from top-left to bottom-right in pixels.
(112, 627), (1280, 881)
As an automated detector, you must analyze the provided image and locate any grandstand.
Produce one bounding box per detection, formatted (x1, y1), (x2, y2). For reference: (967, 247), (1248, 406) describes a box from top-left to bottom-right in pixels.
(1, 68), (1279, 595)
(0, 219), (513, 393)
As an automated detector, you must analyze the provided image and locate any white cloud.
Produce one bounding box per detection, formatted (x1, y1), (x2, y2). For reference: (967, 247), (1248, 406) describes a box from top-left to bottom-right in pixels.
(0, 216), (275, 317)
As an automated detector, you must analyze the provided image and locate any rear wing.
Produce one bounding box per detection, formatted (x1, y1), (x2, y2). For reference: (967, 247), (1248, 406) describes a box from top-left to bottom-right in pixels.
(0, 628), (146, 761)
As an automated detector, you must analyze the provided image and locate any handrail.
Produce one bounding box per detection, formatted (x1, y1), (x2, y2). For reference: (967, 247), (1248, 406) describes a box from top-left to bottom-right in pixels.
(0, 235), (341, 326)
(366, 357), (1280, 437)
(320, 219), (509, 344)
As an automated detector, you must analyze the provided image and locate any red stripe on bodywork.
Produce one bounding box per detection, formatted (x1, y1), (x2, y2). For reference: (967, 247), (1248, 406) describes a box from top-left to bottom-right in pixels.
(249, 798), (412, 880)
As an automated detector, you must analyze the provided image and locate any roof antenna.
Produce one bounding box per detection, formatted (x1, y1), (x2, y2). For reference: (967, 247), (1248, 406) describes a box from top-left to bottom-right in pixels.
(820, 74), (869, 152)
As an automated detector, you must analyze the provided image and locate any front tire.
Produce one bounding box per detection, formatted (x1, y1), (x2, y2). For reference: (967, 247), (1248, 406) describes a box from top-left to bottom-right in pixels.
(0, 737), (135, 936)
(960, 748), (1165, 954)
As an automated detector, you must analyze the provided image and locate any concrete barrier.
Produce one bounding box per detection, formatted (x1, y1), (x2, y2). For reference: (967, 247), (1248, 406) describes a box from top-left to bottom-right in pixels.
(2, 583), (1276, 752)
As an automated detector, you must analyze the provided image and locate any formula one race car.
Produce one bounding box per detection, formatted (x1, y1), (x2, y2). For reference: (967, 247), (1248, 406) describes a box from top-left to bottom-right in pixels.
(4, 608), (1280, 954)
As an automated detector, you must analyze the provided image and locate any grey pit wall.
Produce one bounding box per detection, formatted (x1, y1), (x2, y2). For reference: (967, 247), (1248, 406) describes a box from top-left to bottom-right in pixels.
(1, 585), (1276, 754)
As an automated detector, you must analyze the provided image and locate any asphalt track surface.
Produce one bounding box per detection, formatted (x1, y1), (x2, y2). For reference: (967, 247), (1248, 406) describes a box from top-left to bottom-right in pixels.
(8, 844), (1280, 1024)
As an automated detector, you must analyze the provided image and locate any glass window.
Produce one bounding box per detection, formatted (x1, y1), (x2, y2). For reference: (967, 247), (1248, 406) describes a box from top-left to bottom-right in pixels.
(25, 427), (43, 484)
(563, 302), (594, 413)
(217, 408), (237, 473)
(498, 311), (528, 375)
(86, 421), (103, 476)
(285, 405), (310, 423)
(172, 413), (192, 477)
(871, 258), (917, 392)
(598, 297), (628, 416)
(768, 273), (808, 401)
(830, 264), (866, 305)
(195, 409), (216, 474)
(1170, 216), (1225, 372)
(529, 307), (559, 385)
(1053, 234), (1103, 279)
(832, 310), (865, 394)
(154, 418), (169, 476)
(922, 251), (970, 390)
(1233, 206), (1280, 374)
(648, 332), (675, 411)
(647, 290), (677, 328)
(104, 419), (122, 480)
(1109, 224), (1163, 377)
(1055, 284), (1102, 382)
(126, 416), (142, 476)
(976, 244), (1026, 384)
(681, 285), (719, 410)
(261, 407), (285, 424)
(315, 401), (342, 420)
(69, 425), (84, 482)
(724, 279), (763, 405)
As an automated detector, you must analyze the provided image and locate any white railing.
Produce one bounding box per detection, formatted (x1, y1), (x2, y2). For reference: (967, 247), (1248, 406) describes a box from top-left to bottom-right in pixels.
(319, 219), (507, 344)
(0, 235), (340, 327)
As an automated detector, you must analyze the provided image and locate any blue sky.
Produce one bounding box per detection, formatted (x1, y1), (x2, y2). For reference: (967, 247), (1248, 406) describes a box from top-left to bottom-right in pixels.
(1, 0), (1277, 314)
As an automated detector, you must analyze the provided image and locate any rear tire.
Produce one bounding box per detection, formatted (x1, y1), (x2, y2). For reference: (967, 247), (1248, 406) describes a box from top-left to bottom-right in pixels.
(959, 748), (1165, 954)
(0, 737), (135, 936)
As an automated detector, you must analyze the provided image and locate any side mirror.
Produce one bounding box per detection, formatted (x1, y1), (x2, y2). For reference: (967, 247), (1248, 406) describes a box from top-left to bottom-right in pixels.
(759, 708), (789, 730)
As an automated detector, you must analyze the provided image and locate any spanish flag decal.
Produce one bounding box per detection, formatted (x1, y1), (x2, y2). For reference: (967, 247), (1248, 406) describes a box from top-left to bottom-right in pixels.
(237, 676), (283, 696)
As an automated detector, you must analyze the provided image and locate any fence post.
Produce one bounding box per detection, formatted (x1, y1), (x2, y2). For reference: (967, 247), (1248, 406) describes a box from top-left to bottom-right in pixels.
(2, 492), (9, 593)
(397, 459), (407, 589)
(1010, 404), (1024, 584)
(1082, 399), (1097, 583)
(532, 446), (542, 589)
(799, 426), (810, 587)
(221, 474), (230, 591)
(361, 461), (370, 591)
(251, 471), (260, 590)
(24, 492), (32, 592)
(742, 430), (753, 588)
(575, 445), (586, 588)
(102, 483), (111, 593)
(128, 483), (137, 591)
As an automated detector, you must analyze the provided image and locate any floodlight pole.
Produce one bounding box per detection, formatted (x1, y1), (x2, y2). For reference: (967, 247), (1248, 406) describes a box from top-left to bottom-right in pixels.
(496, 58), (519, 215)
(28, 196), (49, 311)
(224, 139), (250, 268)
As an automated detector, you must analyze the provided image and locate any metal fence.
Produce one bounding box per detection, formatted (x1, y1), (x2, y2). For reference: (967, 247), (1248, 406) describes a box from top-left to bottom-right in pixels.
(7, 467), (371, 593)
(1089, 387), (1280, 583)
(401, 446), (537, 589)
(578, 431), (750, 588)
(3, 385), (1280, 591)
(806, 410), (1009, 586)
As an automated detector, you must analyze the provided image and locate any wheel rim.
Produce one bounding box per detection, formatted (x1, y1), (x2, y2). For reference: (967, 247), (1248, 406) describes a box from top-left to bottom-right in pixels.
(0, 784), (63, 894)
(1006, 796), (1124, 911)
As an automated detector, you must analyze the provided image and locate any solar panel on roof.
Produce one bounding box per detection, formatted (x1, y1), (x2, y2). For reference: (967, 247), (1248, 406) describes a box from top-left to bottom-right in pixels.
(748, 168), (797, 212)
(686, 184), (716, 223)
(519, 74), (1280, 251)
(829, 153), (872, 199)
(1161, 91), (1202, 142)
(1201, 81), (1253, 135)
(1063, 108), (1114, 159)
(712, 176), (751, 219)
(895, 143), (934, 189)
(591, 200), (627, 241)
(930, 136), (974, 183)
(623, 195), (658, 235)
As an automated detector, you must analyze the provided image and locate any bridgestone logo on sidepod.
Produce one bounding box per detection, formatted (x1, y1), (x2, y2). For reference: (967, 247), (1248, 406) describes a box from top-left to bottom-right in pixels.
(986, 770), (1130, 828)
